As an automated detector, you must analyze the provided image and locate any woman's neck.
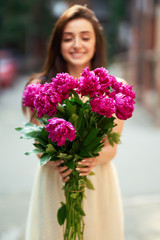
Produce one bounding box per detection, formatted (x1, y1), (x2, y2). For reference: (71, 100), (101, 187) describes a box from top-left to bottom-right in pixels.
(67, 63), (91, 79)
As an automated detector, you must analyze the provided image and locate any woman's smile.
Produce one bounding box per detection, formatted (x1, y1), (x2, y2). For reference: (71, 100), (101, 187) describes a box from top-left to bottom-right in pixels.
(70, 51), (86, 59)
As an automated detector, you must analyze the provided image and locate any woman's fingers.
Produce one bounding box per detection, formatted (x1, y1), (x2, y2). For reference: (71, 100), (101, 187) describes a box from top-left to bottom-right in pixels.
(54, 160), (72, 182)
(76, 167), (90, 176)
(57, 165), (68, 173)
(45, 159), (63, 167)
(77, 158), (97, 168)
(63, 176), (70, 183)
(76, 157), (97, 176)
(46, 157), (96, 179)
(45, 160), (72, 182)
(45, 161), (55, 167)
(60, 168), (72, 178)
(54, 159), (64, 167)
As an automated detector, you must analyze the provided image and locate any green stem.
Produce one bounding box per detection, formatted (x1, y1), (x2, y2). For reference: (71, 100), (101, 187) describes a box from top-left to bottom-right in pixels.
(63, 168), (85, 240)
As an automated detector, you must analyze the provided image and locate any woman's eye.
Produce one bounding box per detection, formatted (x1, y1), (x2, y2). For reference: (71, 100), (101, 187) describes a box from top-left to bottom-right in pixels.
(63, 38), (72, 42)
(82, 37), (90, 41)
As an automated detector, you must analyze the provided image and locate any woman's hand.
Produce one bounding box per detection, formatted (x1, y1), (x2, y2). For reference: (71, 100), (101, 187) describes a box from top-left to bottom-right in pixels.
(46, 160), (72, 183)
(76, 157), (99, 176)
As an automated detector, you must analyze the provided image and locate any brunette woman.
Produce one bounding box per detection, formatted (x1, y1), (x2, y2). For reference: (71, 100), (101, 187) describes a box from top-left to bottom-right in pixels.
(24, 5), (124, 240)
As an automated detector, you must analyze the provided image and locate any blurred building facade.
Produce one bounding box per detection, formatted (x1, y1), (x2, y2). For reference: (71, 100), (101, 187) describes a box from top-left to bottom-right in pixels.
(128, 0), (160, 126)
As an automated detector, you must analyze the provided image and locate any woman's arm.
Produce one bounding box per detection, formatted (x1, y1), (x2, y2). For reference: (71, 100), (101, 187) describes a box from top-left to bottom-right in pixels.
(97, 118), (124, 165)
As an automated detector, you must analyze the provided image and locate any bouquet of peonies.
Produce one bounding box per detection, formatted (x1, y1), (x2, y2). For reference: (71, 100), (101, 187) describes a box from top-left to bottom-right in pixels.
(16, 67), (135, 240)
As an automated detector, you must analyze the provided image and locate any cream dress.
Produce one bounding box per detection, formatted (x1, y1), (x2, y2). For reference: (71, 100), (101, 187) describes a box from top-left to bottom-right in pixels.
(25, 160), (124, 240)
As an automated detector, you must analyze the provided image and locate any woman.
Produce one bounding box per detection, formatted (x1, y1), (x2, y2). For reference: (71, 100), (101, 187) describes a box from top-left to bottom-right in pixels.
(24, 5), (125, 240)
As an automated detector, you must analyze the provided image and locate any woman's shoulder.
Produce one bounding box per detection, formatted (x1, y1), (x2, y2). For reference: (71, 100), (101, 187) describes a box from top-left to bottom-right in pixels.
(29, 74), (47, 84)
(115, 76), (128, 85)
(29, 78), (42, 84)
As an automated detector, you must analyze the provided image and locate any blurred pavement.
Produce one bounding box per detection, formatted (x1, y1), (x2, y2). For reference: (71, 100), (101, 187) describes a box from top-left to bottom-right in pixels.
(0, 75), (160, 240)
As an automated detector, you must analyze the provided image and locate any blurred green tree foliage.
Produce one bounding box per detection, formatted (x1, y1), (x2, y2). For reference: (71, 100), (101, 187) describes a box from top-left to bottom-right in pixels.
(0, 0), (54, 54)
(107, 0), (129, 60)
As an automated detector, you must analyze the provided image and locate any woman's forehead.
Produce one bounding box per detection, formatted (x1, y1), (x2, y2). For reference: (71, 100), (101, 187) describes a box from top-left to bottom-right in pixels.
(63, 18), (94, 34)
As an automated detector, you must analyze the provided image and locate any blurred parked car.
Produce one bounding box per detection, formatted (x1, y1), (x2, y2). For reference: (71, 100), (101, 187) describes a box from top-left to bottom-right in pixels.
(0, 49), (19, 88)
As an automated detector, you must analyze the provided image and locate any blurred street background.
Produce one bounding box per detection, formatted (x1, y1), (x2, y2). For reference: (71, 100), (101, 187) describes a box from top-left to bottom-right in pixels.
(0, 0), (160, 240)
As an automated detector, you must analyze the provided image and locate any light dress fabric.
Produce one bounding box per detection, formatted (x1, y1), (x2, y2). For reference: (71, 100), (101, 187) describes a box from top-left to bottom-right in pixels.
(25, 159), (124, 240)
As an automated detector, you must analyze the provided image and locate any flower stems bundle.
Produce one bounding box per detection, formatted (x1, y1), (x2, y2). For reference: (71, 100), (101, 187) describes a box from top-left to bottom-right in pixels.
(62, 172), (86, 240)
(16, 67), (135, 240)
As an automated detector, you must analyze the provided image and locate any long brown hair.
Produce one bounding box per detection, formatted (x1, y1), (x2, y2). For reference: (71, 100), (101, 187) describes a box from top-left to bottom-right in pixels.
(23, 5), (107, 118)
(29, 4), (106, 83)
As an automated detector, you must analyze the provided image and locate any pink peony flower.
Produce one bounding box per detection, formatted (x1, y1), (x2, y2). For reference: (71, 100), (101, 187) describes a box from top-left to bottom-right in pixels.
(78, 67), (101, 97)
(94, 67), (111, 93)
(46, 118), (76, 146)
(34, 82), (62, 118)
(118, 84), (136, 99)
(51, 73), (78, 100)
(22, 83), (42, 110)
(115, 93), (135, 120)
(111, 77), (122, 92)
(90, 96), (116, 118)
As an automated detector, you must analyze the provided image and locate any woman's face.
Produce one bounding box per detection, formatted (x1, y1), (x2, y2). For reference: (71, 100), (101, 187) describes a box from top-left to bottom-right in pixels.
(61, 18), (96, 69)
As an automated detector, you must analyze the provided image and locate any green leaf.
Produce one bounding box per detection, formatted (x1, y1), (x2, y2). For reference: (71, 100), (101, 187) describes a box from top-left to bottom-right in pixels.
(71, 90), (81, 99)
(107, 131), (121, 146)
(57, 202), (66, 226)
(65, 161), (75, 170)
(35, 138), (47, 147)
(24, 122), (36, 127)
(36, 116), (49, 126)
(40, 153), (52, 166)
(89, 116), (96, 128)
(38, 128), (48, 140)
(77, 109), (85, 133)
(66, 101), (77, 118)
(82, 128), (99, 147)
(78, 150), (94, 158)
(24, 131), (42, 138)
(86, 137), (103, 148)
(68, 113), (79, 128)
(92, 146), (104, 154)
(89, 171), (95, 176)
(15, 127), (23, 131)
(75, 205), (85, 216)
(46, 144), (57, 154)
(97, 116), (115, 130)
(19, 127), (44, 139)
(56, 103), (65, 113)
(16, 122), (43, 134)
(65, 100), (72, 116)
(57, 153), (68, 159)
(70, 193), (77, 199)
(85, 178), (95, 190)
(70, 141), (80, 154)
(25, 149), (45, 156)
(73, 154), (82, 162)
(33, 143), (45, 151)
(66, 155), (73, 160)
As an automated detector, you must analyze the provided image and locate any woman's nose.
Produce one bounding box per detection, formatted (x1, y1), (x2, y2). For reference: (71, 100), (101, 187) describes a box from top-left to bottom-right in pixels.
(73, 37), (81, 48)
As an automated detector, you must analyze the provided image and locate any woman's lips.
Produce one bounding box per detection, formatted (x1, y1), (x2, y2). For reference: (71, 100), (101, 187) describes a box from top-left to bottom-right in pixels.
(70, 52), (85, 59)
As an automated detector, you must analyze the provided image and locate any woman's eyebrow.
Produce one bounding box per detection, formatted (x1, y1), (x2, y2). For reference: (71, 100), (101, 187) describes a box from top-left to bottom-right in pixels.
(63, 31), (92, 35)
(63, 32), (73, 35)
(80, 31), (92, 35)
